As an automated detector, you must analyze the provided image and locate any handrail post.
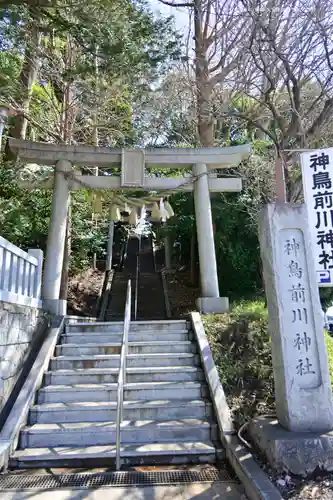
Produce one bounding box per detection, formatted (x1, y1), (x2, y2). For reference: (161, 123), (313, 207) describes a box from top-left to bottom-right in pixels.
(134, 235), (140, 321)
(115, 279), (131, 471)
(161, 270), (171, 318)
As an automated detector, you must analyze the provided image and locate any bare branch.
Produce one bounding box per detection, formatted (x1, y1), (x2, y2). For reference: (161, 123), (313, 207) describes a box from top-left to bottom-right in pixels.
(306, 98), (333, 140)
(158, 0), (194, 7)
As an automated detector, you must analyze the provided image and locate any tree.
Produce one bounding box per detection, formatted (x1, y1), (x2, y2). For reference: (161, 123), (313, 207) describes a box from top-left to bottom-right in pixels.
(134, 69), (197, 147)
(2, 0), (180, 143)
(223, 0), (333, 200)
(0, 0), (181, 298)
(138, 61), (276, 295)
(158, 0), (248, 146)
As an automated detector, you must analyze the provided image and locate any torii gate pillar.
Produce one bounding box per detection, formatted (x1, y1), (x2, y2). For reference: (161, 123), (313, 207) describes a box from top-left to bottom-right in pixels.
(193, 163), (228, 314)
(43, 159), (71, 315)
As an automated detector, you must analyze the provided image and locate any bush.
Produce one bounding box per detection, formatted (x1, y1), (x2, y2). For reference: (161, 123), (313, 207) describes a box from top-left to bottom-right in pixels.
(203, 300), (273, 428)
(203, 300), (333, 428)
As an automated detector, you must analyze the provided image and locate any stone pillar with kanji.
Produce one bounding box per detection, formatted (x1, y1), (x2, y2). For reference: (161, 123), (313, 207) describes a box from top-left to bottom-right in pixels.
(249, 202), (333, 475)
(259, 203), (333, 431)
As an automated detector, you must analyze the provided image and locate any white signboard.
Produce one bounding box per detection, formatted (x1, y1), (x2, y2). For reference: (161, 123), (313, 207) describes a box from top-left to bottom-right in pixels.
(301, 148), (333, 287)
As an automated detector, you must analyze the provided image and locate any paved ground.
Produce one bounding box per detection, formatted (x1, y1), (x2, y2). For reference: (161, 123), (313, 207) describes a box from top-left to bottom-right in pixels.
(0, 482), (246, 499)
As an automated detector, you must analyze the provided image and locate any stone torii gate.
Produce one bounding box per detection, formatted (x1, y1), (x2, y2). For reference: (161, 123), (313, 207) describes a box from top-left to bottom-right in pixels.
(8, 138), (251, 315)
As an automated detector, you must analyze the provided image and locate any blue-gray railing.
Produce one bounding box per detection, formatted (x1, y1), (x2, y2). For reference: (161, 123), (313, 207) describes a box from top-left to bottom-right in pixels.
(116, 279), (131, 470)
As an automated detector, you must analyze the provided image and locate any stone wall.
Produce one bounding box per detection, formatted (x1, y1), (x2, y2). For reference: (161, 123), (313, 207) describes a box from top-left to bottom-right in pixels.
(0, 301), (44, 413)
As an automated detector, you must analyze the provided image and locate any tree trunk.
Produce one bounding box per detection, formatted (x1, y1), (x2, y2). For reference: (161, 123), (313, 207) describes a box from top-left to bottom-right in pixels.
(194, 0), (214, 147)
(7, 21), (41, 140)
(193, 0), (214, 294)
(92, 44), (99, 268)
(164, 231), (172, 269)
(59, 37), (76, 299)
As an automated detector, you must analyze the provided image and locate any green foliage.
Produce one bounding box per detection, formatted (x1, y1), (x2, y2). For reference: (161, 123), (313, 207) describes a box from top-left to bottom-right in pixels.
(203, 301), (333, 427)
(163, 115), (198, 147)
(0, 50), (21, 100)
(155, 186), (264, 299)
(212, 193), (263, 298)
(0, 0), (181, 277)
(320, 288), (333, 312)
(325, 331), (333, 386)
(145, 74), (275, 299)
(151, 172), (264, 297)
(70, 191), (107, 270)
(0, 162), (108, 270)
(203, 300), (274, 427)
(0, 163), (52, 249)
(29, 82), (61, 139)
(156, 192), (195, 258)
(232, 299), (268, 321)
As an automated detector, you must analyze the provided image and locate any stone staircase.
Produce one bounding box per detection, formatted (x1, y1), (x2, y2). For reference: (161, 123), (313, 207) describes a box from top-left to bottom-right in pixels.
(134, 234), (166, 320)
(105, 273), (133, 320)
(136, 273), (166, 320)
(10, 319), (222, 469)
(106, 233), (166, 321)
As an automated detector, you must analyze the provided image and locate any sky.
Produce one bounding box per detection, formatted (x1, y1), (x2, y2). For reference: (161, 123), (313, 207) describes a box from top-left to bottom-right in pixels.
(149, 0), (189, 33)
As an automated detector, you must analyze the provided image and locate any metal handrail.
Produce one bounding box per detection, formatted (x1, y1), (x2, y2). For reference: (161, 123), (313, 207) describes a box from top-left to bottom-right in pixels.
(161, 270), (171, 318)
(97, 269), (114, 321)
(116, 279), (131, 470)
(120, 236), (129, 271)
(151, 234), (157, 273)
(134, 235), (141, 320)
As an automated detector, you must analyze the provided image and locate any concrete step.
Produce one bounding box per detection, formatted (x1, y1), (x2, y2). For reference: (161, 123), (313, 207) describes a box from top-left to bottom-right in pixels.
(127, 366), (204, 383)
(37, 384), (117, 403)
(50, 355), (120, 370)
(62, 331), (190, 344)
(20, 419), (216, 448)
(44, 366), (203, 386)
(63, 333), (123, 344)
(44, 368), (119, 386)
(51, 354), (196, 370)
(135, 316), (166, 321)
(56, 344), (121, 356)
(30, 399), (213, 424)
(65, 321), (187, 334)
(66, 322), (124, 334)
(126, 353), (198, 367)
(10, 441), (220, 468)
(56, 342), (195, 356)
(37, 381), (207, 403)
(128, 341), (196, 354)
(124, 381), (208, 400)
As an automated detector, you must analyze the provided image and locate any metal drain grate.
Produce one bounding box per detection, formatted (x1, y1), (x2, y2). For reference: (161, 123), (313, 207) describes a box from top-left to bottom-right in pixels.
(0, 469), (235, 490)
